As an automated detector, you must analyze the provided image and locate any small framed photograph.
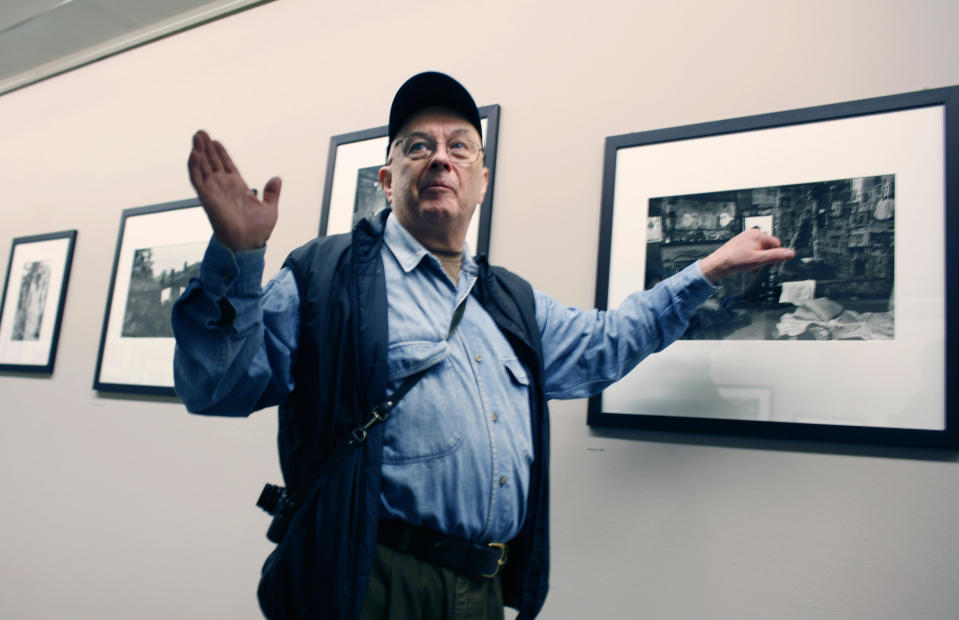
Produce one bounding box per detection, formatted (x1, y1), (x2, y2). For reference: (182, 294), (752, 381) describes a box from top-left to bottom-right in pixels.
(743, 214), (774, 235)
(589, 85), (958, 448)
(93, 198), (210, 397)
(646, 216), (664, 243)
(319, 105), (501, 255)
(0, 230), (77, 373)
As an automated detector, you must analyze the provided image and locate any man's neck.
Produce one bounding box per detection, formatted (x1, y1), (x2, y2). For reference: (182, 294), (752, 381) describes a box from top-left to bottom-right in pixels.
(394, 213), (468, 255)
(416, 232), (465, 255)
(432, 249), (463, 284)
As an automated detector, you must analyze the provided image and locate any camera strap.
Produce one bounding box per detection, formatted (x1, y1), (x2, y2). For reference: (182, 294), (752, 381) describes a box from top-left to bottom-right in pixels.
(257, 294), (469, 543)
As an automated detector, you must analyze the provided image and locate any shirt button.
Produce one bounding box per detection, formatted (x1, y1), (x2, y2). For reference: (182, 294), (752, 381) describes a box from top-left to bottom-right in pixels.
(492, 413), (499, 423)
(499, 476), (507, 486)
(474, 354), (483, 363)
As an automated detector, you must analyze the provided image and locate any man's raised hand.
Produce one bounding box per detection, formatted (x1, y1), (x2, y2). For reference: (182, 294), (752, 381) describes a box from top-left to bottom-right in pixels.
(699, 228), (796, 283)
(187, 130), (281, 252)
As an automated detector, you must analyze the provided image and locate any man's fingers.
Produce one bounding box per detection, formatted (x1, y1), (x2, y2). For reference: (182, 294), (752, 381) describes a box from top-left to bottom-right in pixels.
(758, 234), (784, 249)
(262, 177), (282, 207)
(756, 247), (795, 266)
(190, 132), (214, 180)
(213, 140), (238, 174)
(202, 133), (222, 173)
(187, 151), (207, 188)
(186, 149), (213, 187)
(773, 247), (795, 261)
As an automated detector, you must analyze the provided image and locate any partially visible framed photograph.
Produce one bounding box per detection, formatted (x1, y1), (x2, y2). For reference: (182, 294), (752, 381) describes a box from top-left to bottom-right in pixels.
(320, 104), (501, 255)
(589, 85), (958, 448)
(0, 230), (77, 373)
(94, 199), (210, 396)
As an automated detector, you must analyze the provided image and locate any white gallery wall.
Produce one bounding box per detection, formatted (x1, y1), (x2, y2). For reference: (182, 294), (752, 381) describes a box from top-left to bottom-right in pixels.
(1, 0), (958, 618)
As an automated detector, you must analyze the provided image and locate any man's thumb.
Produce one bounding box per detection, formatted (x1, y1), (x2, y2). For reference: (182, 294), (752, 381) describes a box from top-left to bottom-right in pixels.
(263, 176), (282, 206)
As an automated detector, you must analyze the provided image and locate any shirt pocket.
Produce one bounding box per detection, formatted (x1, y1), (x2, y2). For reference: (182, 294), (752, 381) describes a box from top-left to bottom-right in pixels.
(382, 340), (463, 464)
(501, 356), (529, 388)
(387, 340), (449, 381)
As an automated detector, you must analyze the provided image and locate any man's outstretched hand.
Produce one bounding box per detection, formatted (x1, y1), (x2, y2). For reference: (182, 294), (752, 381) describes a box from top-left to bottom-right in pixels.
(699, 228), (795, 284)
(187, 130), (281, 252)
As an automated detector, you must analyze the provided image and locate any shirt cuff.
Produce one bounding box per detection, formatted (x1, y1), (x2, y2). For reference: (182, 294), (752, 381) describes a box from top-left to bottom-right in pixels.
(198, 236), (266, 297)
(694, 259), (722, 290)
(671, 261), (720, 316)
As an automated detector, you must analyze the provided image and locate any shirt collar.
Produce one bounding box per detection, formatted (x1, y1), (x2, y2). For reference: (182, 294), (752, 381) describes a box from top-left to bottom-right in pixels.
(384, 211), (476, 276)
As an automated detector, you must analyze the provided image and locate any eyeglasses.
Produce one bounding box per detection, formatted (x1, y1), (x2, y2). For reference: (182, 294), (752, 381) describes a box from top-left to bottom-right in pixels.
(393, 132), (484, 165)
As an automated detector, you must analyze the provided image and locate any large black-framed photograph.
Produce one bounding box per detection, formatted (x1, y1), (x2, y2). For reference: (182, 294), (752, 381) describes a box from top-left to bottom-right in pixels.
(588, 85), (958, 448)
(0, 230), (77, 373)
(94, 198), (210, 397)
(319, 104), (501, 255)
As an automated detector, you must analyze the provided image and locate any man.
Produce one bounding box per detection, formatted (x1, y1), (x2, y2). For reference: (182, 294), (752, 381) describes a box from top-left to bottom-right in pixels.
(173, 71), (794, 619)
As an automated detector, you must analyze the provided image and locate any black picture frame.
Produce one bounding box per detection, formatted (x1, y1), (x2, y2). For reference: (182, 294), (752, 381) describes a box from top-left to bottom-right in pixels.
(0, 230), (77, 374)
(319, 104), (501, 255)
(588, 85), (958, 448)
(93, 198), (210, 397)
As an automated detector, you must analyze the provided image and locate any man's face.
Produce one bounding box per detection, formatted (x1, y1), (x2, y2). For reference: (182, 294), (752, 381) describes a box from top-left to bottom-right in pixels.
(379, 107), (489, 251)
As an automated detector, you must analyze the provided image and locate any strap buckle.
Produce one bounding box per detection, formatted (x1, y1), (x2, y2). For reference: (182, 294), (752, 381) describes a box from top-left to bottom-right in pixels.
(350, 400), (394, 444)
(481, 542), (509, 578)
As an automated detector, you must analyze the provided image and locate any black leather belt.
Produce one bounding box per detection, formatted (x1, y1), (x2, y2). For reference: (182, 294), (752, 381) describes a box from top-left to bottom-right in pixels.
(377, 519), (508, 580)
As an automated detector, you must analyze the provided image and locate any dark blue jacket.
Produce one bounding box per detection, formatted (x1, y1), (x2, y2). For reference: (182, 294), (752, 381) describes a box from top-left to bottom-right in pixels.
(257, 210), (551, 619)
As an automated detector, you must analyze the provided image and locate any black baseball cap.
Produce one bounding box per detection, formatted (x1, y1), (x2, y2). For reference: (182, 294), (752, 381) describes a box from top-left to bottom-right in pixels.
(387, 71), (482, 155)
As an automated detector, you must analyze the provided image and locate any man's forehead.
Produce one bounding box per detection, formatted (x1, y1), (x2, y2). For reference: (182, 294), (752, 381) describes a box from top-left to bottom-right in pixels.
(397, 106), (480, 139)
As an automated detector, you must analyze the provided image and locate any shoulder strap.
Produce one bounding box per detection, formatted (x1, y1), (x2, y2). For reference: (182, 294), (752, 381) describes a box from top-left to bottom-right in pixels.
(349, 294), (467, 442)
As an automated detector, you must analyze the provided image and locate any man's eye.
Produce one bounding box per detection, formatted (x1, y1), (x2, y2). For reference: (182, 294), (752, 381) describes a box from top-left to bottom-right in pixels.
(449, 141), (467, 151)
(407, 140), (431, 153)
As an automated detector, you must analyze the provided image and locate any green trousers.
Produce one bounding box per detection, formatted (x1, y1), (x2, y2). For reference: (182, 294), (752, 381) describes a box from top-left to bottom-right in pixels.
(359, 544), (505, 619)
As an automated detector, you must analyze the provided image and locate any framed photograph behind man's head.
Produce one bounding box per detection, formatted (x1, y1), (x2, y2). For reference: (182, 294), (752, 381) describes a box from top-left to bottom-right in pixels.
(319, 105), (501, 256)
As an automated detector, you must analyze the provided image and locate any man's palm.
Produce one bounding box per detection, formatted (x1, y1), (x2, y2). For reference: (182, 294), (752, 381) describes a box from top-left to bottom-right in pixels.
(187, 130), (280, 252)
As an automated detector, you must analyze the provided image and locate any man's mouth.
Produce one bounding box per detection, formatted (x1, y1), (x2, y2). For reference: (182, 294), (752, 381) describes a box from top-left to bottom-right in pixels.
(421, 181), (454, 192)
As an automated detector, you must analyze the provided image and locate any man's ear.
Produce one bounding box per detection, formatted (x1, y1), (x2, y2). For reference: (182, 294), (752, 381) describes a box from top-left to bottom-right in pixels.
(477, 166), (490, 205)
(379, 166), (393, 202)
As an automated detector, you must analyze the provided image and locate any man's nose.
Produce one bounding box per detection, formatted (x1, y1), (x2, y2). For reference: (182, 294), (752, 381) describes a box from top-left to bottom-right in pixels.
(428, 143), (453, 169)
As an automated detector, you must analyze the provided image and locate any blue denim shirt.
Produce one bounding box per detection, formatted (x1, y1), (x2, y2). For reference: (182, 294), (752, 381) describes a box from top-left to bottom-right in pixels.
(173, 213), (717, 543)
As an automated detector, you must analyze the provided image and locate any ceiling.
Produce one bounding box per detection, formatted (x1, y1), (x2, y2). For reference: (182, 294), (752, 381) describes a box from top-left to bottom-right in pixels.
(0, 0), (270, 95)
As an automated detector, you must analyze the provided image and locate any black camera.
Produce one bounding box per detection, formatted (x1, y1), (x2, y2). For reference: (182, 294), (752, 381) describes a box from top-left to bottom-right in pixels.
(257, 483), (286, 515)
(257, 483), (295, 543)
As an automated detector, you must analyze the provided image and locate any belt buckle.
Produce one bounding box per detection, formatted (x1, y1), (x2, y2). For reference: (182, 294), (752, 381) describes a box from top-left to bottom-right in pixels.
(482, 542), (508, 578)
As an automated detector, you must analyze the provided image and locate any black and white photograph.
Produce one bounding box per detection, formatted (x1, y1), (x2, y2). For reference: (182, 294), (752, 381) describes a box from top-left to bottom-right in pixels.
(122, 242), (205, 338)
(11, 260), (51, 341)
(646, 175), (895, 342)
(352, 165), (390, 228)
(590, 86), (954, 447)
(0, 230), (77, 373)
(94, 199), (211, 396)
(320, 105), (501, 255)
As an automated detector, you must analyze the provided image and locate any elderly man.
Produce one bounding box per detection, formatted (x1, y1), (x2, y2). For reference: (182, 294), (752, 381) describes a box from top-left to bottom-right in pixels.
(173, 71), (794, 619)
